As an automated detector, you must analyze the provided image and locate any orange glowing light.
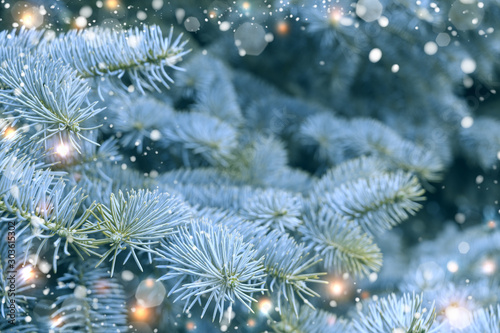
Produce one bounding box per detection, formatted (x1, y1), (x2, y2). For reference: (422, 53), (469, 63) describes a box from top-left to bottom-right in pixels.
(247, 318), (256, 327)
(106, 0), (119, 9)
(145, 278), (155, 288)
(209, 10), (217, 18)
(133, 306), (149, 321)
(331, 282), (344, 296)
(4, 127), (15, 139)
(242, 1), (251, 10)
(488, 220), (496, 229)
(276, 21), (289, 35)
(21, 266), (34, 280)
(51, 316), (62, 328)
(186, 321), (195, 330)
(22, 14), (34, 28)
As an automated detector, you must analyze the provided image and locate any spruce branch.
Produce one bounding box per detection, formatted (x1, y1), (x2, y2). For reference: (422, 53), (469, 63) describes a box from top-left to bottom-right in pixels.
(157, 220), (266, 322)
(352, 293), (438, 333)
(163, 112), (238, 167)
(312, 155), (388, 194)
(70, 163), (154, 208)
(325, 171), (426, 234)
(193, 76), (243, 125)
(105, 95), (174, 153)
(196, 206), (269, 243)
(172, 53), (220, 98)
(346, 119), (444, 182)
(0, 27), (44, 51)
(0, 224), (35, 319)
(45, 130), (121, 169)
(265, 167), (313, 193)
(0, 49), (102, 152)
(0, 148), (99, 271)
(42, 25), (189, 94)
(52, 260), (128, 332)
(252, 230), (327, 316)
(158, 167), (242, 188)
(22, 182), (99, 272)
(271, 304), (349, 333)
(300, 113), (350, 165)
(91, 189), (191, 276)
(240, 189), (303, 232)
(299, 206), (382, 277)
(165, 183), (256, 211)
(229, 135), (288, 186)
(468, 305), (500, 333)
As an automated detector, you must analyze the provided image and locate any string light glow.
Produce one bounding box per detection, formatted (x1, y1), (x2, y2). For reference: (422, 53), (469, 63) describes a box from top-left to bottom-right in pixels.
(22, 14), (34, 28)
(276, 21), (290, 35)
(51, 316), (63, 328)
(132, 305), (149, 321)
(106, 0), (119, 9)
(258, 298), (273, 314)
(4, 127), (16, 139)
(21, 266), (35, 280)
(75, 16), (87, 28)
(242, 1), (250, 10)
(446, 261), (459, 273)
(481, 259), (496, 275)
(445, 305), (472, 329)
(146, 278), (154, 287)
(56, 143), (70, 157)
(330, 281), (344, 296)
(329, 8), (343, 26)
(16, 7), (44, 28)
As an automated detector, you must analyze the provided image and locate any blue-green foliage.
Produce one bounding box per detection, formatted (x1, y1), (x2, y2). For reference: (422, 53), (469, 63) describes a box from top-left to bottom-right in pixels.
(251, 230), (327, 316)
(467, 305), (500, 333)
(352, 293), (439, 333)
(240, 188), (303, 232)
(0, 51), (102, 151)
(299, 204), (382, 277)
(52, 260), (128, 332)
(157, 220), (266, 321)
(0, 0), (499, 331)
(41, 25), (190, 94)
(271, 304), (349, 333)
(92, 189), (191, 276)
(0, 225), (34, 319)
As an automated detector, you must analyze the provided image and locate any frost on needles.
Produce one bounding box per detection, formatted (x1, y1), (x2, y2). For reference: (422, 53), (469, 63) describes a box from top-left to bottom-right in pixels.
(0, 2), (499, 332)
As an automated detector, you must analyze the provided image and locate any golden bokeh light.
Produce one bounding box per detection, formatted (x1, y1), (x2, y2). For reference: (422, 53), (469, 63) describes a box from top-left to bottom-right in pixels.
(276, 21), (290, 35)
(132, 306), (149, 321)
(106, 0), (119, 9)
(4, 127), (16, 139)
